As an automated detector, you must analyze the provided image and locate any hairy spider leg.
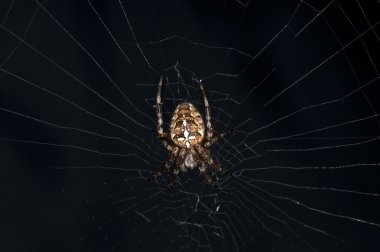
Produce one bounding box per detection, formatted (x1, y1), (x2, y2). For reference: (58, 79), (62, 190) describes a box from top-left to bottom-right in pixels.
(156, 76), (173, 151)
(204, 128), (233, 148)
(195, 144), (230, 177)
(157, 132), (172, 151)
(199, 162), (219, 188)
(148, 147), (179, 181)
(209, 160), (232, 177)
(157, 76), (164, 135)
(165, 148), (192, 189)
(199, 80), (213, 140)
(167, 169), (179, 191)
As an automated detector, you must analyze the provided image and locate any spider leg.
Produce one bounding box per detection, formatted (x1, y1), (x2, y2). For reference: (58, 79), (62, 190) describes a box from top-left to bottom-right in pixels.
(195, 144), (230, 177)
(209, 158), (231, 176)
(167, 148), (188, 190)
(157, 132), (173, 152)
(156, 76), (174, 151)
(204, 128), (233, 148)
(148, 147), (178, 181)
(199, 162), (219, 189)
(147, 161), (169, 181)
(199, 80), (213, 140)
(167, 169), (179, 191)
(157, 76), (164, 136)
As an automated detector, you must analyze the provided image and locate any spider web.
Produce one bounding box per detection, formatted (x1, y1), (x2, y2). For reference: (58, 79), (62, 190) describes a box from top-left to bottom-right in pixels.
(1, 0), (380, 251)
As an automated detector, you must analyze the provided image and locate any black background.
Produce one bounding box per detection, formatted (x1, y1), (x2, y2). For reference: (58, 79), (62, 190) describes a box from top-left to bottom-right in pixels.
(1, 0), (380, 251)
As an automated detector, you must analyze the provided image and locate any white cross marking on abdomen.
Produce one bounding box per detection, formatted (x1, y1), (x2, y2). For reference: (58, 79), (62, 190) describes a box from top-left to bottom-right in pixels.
(182, 120), (191, 148)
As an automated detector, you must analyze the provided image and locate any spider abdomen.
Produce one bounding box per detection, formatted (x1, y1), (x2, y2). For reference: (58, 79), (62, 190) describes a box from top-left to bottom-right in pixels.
(170, 102), (205, 148)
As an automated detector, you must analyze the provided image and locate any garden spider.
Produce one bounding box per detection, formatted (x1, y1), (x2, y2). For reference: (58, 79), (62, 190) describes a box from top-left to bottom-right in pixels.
(149, 77), (232, 190)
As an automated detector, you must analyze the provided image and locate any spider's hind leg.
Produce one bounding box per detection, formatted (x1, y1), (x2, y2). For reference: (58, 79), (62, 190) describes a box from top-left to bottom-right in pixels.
(199, 163), (219, 189)
(210, 160), (232, 177)
(148, 147), (178, 181)
(167, 170), (179, 191)
(147, 162), (169, 181)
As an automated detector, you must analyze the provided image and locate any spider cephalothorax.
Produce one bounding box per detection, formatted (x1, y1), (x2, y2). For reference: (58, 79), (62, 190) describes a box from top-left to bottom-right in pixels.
(149, 77), (231, 190)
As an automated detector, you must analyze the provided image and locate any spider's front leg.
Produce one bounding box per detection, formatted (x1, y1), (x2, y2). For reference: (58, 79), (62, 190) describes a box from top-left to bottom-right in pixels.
(155, 76), (175, 152)
(204, 128), (233, 148)
(156, 132), (173, 152)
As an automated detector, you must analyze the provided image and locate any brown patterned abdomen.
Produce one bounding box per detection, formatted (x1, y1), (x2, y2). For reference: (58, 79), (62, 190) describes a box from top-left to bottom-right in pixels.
(170, 103), (205, 148)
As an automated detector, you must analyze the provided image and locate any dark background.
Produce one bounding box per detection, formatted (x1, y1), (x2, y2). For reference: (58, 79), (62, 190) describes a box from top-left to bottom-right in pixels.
(1, 0), (380, 251)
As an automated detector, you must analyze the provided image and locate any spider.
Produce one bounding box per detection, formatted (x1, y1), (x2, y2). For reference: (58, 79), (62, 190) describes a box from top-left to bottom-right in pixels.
(149, 77), (232, 190)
